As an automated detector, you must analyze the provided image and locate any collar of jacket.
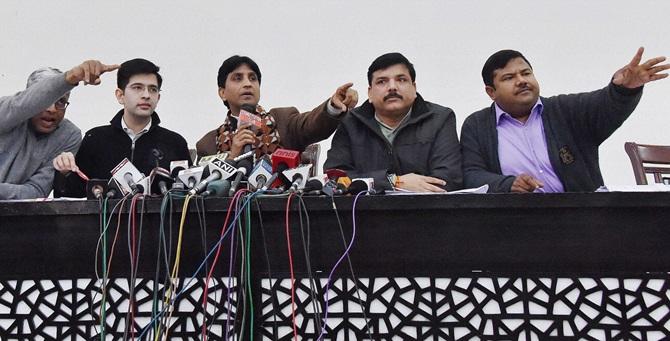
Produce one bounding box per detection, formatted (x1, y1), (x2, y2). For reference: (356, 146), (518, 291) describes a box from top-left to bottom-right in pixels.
(109, 109), (162, 131)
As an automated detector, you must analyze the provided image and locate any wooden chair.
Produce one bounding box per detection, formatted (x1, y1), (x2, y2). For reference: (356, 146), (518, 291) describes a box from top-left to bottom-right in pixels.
(301, 143), (320, 177)
(624, 142), (670, 185)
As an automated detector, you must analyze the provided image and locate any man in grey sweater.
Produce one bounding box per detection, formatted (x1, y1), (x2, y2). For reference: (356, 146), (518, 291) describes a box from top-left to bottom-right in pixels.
(0, 60), (118, 199)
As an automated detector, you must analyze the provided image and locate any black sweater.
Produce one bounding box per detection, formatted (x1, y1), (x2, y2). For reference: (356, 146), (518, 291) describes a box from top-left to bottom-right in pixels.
(55, 110), (191, 197)
(460, 82), (642, 193)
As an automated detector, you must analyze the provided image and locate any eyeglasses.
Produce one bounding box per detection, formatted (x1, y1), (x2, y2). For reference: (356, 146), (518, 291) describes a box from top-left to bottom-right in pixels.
(54, 97), (69, 110)
(126, 84), (160, 95)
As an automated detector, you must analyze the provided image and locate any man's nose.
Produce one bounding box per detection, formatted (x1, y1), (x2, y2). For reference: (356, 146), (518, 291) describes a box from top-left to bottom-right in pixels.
(45, 103), (58, 113)
(387, 79), (398, 90)
(515, 74), (528, 85)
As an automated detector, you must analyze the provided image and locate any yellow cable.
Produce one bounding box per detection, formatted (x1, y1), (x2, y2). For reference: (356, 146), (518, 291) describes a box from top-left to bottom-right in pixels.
(155, 194), (191, 341)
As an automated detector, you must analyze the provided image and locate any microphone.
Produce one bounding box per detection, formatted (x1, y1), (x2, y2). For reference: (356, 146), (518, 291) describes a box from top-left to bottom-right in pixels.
(248, 157), (273, 190)
(202, 179), (231, 197)
(228, 167), (248, 196)
(170, 160), (190, 190)
(124, 172), (145, 195)
(85, 179), (108, 199)
(300, 176), (327, 195)
(178, 166), (205, 190)
(348, 178), (377, 195)
(110, 158), (145, 195)
(271, 148), (301, 188)
(197, 153), (229, 167)
(189, 155), (237, 195)
(151, 167), (173, 195)
(151, 148), (164, 167)
(282, 164), (313, 192)
(322, 176), (351, 196)
(239, 104), (260, 155)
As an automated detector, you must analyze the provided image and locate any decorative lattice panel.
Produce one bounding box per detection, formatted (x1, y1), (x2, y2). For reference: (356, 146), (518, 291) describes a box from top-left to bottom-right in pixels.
(0, 278), (237, 340)
(0, 276), (668, 340)
(261, 276), (670, 340)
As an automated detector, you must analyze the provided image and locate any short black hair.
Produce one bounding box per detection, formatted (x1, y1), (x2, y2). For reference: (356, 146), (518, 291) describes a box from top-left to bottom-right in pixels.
(481, 50), (532, 88)
(367, 52), (416, 86)
(217, 55), (262, 88)
(117, 58), (162, 90)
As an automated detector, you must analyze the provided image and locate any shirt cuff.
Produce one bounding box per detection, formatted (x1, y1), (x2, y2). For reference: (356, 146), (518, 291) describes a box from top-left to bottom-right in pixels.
(326, 99), (345, 117)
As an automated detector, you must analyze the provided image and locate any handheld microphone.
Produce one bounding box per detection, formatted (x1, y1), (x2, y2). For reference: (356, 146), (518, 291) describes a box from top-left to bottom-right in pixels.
(300, 176), (327, 195)
(198, 153), (229, 167)
(202, 179), (231, 197)
(260, 172), (281, 192)
(151, 167), (173, 195)
(348, 178), (377, 195)
(271, 148), (301, 188)
(85, 179), (108, 199)
(170, 160), (190, 190)
(228, 167), (248, 196)
(151, 148), (164, 167)
(110, 158), (145, 195)
(239, 104), (260, 155)
(283, 164), (313, 192)
(105, 178), (123, 199)
(248, 157), (273, 190)
(322, 176), (351, 196)
(178, 166), (205, 190)
(125, 172), (146, 195)
(189, 155), (237, 195)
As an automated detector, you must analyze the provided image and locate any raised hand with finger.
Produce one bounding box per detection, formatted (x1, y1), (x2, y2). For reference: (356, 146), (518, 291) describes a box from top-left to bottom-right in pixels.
(330, 82), (358, 112)
(65, 60), (120, 86)
(613, 47), (669, 89)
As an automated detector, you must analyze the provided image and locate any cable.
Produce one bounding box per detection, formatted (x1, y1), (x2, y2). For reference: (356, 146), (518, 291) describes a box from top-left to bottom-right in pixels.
(297, 194), (323, 333)
(245, 197), (254, 341)
(254, 198), (279, 339)
(201, 190), (248, 340)
(317, 191), (366, 341)
(124, 193), (142, 341)
(96, 194), (130, 340)
(159, 193), (193, 340)
(137, 192), (259, 340)
(330, 195), (374, 340)
(285, 192), (298, 341)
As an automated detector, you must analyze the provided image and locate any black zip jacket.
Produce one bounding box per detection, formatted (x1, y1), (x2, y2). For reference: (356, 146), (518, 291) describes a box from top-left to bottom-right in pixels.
(55, 110), (191, 197)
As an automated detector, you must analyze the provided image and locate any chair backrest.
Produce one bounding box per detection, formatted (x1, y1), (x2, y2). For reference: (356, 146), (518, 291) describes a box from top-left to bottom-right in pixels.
(624, 142), (670, 185)
(301, 143), (321, 177)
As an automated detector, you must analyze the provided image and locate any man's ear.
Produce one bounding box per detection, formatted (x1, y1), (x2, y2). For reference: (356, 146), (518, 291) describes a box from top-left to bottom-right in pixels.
(115, 88), (124, 105)
(218, 87), (226, 101)
(485, 85), (496, 101)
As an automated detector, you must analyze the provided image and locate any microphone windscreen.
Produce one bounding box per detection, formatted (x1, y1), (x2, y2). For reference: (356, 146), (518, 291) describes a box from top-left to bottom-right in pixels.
(303, 179), (323, 192)
(347, 180), (369, 194)
(206, 180), (231, 197)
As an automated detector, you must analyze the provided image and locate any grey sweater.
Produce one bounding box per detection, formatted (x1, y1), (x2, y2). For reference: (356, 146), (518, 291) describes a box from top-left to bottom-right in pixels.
(0, 74), (80, 199)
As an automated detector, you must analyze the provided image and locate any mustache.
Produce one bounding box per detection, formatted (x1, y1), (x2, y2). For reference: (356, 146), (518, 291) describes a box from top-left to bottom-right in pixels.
(384, 93), (403, 101)
(515, 85), (532, 95)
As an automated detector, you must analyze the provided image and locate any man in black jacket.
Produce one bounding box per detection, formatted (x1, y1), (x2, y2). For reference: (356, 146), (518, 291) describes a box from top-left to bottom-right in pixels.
(325, 53), (462, 192)
(461, 48), (668, 193)
(54, 58), (191, 197)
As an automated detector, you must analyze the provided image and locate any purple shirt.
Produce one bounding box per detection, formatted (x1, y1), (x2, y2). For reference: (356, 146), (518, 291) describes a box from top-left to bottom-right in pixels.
(495, 100), (565, 193)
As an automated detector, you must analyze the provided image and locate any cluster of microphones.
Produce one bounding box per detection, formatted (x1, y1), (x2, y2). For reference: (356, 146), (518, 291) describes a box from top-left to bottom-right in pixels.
(86, 147), (379, 200)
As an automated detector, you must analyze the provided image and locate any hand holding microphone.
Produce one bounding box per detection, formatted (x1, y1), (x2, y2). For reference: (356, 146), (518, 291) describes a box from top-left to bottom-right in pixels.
(230, 124), (256, 158)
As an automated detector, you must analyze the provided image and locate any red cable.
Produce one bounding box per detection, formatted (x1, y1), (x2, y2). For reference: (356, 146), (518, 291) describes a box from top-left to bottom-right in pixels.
(285, 192), (298, 341)
(201, 189), (248, 340)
